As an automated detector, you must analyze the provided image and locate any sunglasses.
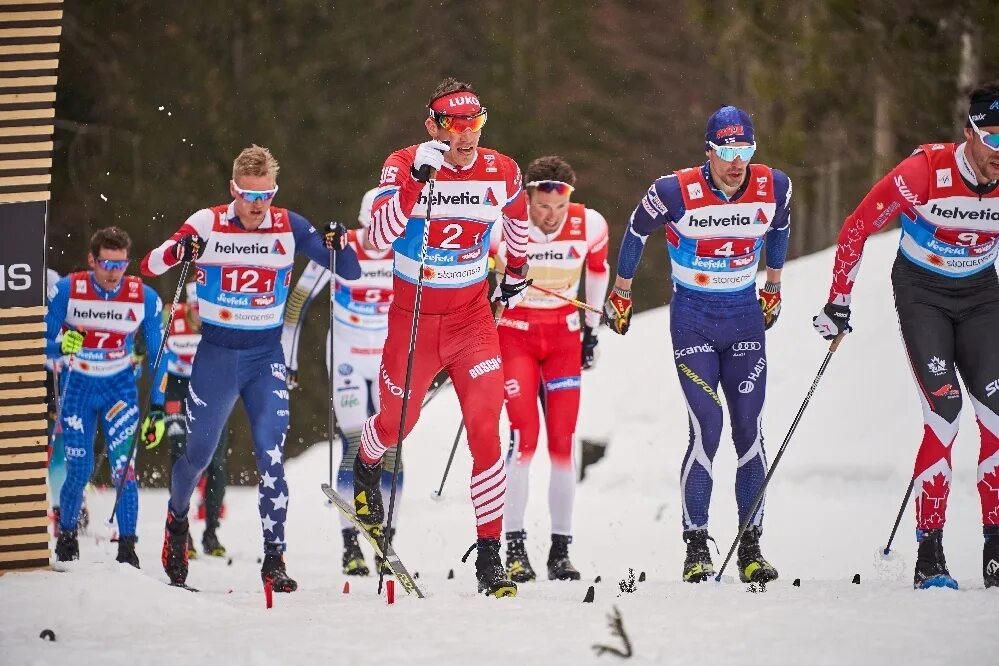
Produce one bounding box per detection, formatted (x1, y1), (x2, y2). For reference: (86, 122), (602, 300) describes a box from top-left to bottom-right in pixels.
(232, 181), (279, 203)
(708, 141), (757, 162)
(430, 108), (488, 133)
(526, 180), (575, 196)
(97, 259), (130, 271)
(969, 116), (999, 151)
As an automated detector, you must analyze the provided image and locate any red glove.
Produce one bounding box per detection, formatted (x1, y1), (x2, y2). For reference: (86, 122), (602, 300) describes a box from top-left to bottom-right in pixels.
(603, 287), (633, 335)
(758, 281), (781, 331)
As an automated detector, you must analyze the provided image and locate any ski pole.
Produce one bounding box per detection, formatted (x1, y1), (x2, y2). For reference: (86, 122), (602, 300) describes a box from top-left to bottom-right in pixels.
(380, 169), (437, 595)
(327, 242), (338, 493)
(488, 269), (602, 315)
(715, 332), (846, 581)
(421, 376), (453, 409)
(430, 421), (465, 501)
(108, 260), (191, 524)
(881, 476), (916, 556)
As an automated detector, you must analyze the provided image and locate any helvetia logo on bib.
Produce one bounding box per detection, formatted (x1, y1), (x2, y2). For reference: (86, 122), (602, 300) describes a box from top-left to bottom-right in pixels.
(126, 309), (137, 321)
(754, 208), (769, 225)
(483, 187), (498, 206)
(272, 240), (287, 255)
(567, 246), (582, 259)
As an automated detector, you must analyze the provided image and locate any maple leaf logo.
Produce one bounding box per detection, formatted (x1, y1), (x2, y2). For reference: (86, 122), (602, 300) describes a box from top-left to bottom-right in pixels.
(918, 472), (950, 529)
(928, 357), (946, 375)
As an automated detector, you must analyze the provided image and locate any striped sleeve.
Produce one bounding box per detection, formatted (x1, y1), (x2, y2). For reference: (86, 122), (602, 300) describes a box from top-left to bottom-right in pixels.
(368, 148), (422, 251)
(500, 156), (528, 274)
(584, 208), (610, 328)
(141, 208), (214, 276)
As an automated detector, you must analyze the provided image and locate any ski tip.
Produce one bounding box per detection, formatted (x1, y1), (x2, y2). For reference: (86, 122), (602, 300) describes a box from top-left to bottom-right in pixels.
(852, 573), (861, 585)
(583, 585), (595, 603)
(39, 629), (56, 642)
(916, 575), (959, 590)
(793, 578), (801, 587)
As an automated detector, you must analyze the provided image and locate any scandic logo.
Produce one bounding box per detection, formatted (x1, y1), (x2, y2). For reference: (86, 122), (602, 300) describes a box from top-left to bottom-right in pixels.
(689, 213), (751, 228)
(213, 241), (270, 254)
(929, 204), (999, 221)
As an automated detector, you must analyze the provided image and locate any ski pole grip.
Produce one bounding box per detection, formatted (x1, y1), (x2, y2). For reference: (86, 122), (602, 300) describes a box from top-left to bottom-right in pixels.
(829, 331), (846, 353)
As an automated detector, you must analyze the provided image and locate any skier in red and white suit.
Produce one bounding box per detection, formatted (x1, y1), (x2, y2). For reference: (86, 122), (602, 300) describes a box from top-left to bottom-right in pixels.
(352, 78), (530, 596)
(490, 156), (608, 582)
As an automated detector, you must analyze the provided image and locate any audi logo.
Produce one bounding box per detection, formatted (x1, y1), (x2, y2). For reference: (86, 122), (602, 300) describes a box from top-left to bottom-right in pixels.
(733, 341), (762, 351)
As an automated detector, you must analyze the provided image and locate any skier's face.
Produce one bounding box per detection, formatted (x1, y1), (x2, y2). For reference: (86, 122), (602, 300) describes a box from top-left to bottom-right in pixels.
(230, 174), (277, 230)
(88, 247), (129, 291)
(706, 142), (752, 191)
(964, 123), (999, 183)
(425, 117), (481, 168)
(528, 188), (572, 234)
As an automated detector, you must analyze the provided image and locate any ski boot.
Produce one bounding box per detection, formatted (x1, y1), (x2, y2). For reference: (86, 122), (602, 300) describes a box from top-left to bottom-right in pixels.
(373, 527), (396, 575)
(682, 529), (715, 582)
(737, 526), (778, 584)
(54, 528), (79, 562)
(161, 510), (190, 586)
(985, 527), (999, 589)
(505, 530), (537, 582)
(547, 534), (581, 581)
(261, 548), (298, 593)
(202, 529), (227, 557)
(471, 538), (517, 597)
(914, 528), (958, 589)
(116, 536), (140, 569)
(352, 455), (385, 532)
(341, 528), (370, 576)
(186, 532), (198, 560)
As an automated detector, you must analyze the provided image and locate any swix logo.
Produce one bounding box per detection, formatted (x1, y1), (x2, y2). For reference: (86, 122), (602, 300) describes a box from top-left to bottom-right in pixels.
(971, 113), (986, 123)
(986, 378), (999, 398)
(893, 175), (921, 205)
(71, 307), (123, 320)
(213, 241), (269, 254)
(252, 295), (276, 307)
(448, 95), (480, 108)
(483, 187), (498, 206)
(468, 355), (502, 379)
(716, 125), (743, 140)
(689, 213), (751, 228)
(754, 209), (769, 225)
(729, 253), (756, 268)
(272, 240), (287, 255)
(419, 191), (482, 206)
(929, 204), (999, 221)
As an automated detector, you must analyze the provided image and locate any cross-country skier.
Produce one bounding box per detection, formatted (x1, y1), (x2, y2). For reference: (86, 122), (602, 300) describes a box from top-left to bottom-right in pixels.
(45, 227), (164, 568)
(146, 282), (231, 558)
(281, 188), (403, 577)
(351, 77), (531, 597)
(142, 145), (359, 592)
(813, 83), (999, 590)
(604, 106), (791, 584)
(490, 155), (609, 583)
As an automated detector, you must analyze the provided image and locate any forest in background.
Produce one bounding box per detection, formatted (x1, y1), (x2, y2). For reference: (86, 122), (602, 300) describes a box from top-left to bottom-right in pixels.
(49, 1), (999, 483)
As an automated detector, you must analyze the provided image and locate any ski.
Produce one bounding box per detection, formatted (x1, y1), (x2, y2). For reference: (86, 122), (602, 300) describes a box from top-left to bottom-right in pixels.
(321, 483), (425, 598)
(168, 582), (199, 593)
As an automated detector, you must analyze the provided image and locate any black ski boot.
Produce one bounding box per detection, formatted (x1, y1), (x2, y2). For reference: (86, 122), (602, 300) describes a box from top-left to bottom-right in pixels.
(202, 529), (227, 557)
(683, 529), (715, 583)
(737, 526), (778, 584)
(352, 455), (385, 533)
(116, 536), (140, 569)
(161, 510), (190, 586)
(547, 534), (581, 581)
(469, 538), (517, 597)
(55, 528), (79, 562)
(261, 548), (298, 593)
(985, 527), (999, 589)
(914, 528), (958, 589)
(341, 528), (370, 576)
(373, 527), (396, 575)
(505, 530), (537, 582)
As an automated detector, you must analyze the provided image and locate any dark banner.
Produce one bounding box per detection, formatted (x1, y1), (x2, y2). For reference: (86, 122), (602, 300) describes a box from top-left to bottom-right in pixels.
(0, 200), (47, 309)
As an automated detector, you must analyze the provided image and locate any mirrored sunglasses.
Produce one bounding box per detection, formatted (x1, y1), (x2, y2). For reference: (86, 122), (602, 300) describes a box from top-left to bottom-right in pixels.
(526, 180), (575, 196)
(233, 182), (279, 202)
(969, 116), (999, 151)
(97, 259), (130, 271)
(708, 141), (757, 162)
(431, 109), (488, 133)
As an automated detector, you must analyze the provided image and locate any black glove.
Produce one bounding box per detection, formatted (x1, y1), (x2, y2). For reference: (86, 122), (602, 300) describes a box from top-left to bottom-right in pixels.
(582, 325), (599, 370)
(491, 275), (532, 309)
(323, 221), (348, 250)
(173, 234), (205, 262)
(812, 302), (852, 340)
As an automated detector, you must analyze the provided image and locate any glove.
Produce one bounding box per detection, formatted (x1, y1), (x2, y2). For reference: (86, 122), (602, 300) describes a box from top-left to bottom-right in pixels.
(812, 302), (852, 340)
(411, 140), (449, 183)
(582, 325), (599, 370)
(758, 281), (782, 331)
(491, 271), (532, 309)
(287, 368), (299, 390)
(323, 221), (348, 250)
(142, 406), (166, 450)
(60, 330), (85, 355)
(172, 234), (205, 263)
(603, 287), (633, 335)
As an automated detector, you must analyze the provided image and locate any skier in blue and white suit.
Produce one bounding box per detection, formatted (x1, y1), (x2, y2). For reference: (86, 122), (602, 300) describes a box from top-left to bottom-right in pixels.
(143, 145), (360, 591)
(603, 107), (791, 584)
(46, 226), (164, 568)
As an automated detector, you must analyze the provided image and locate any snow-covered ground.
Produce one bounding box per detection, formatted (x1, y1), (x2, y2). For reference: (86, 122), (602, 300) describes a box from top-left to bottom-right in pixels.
(3, 233), (996, 665)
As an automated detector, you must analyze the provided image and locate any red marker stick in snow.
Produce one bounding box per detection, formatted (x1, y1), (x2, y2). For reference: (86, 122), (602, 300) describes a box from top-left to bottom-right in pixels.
(264, 582), (273, 609)
(386, 579), (395, 605)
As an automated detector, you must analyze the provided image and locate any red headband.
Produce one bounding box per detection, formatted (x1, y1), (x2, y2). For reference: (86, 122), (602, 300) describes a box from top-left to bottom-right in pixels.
(430, 91), (482, 117)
